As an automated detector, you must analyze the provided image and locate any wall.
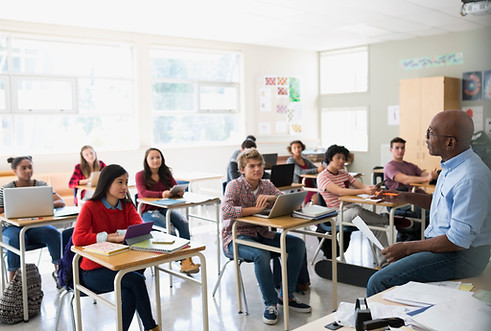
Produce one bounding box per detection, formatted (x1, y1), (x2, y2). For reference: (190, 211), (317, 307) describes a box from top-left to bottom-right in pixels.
(320, 26), (491, 179)
(0, 20), (319, 185)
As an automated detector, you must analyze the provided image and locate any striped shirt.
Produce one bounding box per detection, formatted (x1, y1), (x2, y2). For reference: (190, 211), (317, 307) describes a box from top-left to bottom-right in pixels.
(317, 169), (356, 209)
(221, 177), (281, 254)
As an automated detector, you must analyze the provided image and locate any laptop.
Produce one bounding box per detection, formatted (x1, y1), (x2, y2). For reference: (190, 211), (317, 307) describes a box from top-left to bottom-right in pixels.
(270, 163), (295, 188)
(124, 221), (154, 245)
(262, 153), (278, 170)
(3, 186), (54, 219)
(88, 171), (101, 187)
(252, 191), (308, 218)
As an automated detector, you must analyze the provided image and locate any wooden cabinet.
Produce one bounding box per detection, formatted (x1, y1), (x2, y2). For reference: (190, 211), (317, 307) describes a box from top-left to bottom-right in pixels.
(399, 76), (460, 171)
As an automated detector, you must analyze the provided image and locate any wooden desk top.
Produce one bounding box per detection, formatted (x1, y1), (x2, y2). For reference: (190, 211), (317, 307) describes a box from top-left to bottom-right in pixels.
(339, 195), (409, 208)
(299, 174), (317, 179)
(277, 182), (304, 191)
(138, 192), (220, 208)
(236, 214), (334, 230)
(411, 182), (436, 188)
(0, 214), (77, 227)
(72, 244), (206, 271)
(372, 168), (384, 174)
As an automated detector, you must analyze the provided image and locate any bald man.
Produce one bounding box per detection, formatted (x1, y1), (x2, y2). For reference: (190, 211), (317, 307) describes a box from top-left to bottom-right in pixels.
(367, 110), (491, 296)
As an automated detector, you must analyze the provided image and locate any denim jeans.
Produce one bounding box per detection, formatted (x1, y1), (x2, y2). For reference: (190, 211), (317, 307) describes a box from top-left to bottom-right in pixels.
(81, 267), (156, 331)
(366, 245), (491, 296)
(2, 225), (61, 271)
(227, 232), (306, 306)
(142, 209), (190, 239)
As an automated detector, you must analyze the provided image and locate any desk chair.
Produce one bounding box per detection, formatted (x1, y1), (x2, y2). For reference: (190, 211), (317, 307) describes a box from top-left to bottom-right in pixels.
(212, 249), (250, 314)
(310, 193), (355, 265)
(1, 243), (46, 289)
(372, 166), (384, 186)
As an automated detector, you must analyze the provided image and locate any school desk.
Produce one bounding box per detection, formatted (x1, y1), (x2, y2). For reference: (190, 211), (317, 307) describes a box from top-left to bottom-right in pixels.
(0, 213), (78, 322)
(137, 192), (221, 274)
(71, 244), (208, 331)
(173, 172), (223, 193)
(75, 183), (136, 206)
(233, 214), (338, 330)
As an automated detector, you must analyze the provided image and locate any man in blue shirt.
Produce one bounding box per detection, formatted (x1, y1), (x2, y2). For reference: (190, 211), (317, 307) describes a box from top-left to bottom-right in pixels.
(367, 110), (491, 296)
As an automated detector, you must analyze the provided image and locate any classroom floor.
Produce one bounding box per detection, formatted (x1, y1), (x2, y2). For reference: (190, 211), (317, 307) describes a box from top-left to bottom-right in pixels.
(1, 205), (375, 331)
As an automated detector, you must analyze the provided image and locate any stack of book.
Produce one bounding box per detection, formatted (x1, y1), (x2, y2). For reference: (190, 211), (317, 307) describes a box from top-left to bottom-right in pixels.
(291, 205), (338, 220)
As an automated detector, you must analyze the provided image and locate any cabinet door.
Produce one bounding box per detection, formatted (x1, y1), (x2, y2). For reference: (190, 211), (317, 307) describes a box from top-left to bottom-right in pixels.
(400, 78), (422, 166)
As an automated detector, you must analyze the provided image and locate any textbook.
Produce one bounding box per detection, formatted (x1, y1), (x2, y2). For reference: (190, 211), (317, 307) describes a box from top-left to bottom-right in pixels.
(152, 198), (186, 206)
(291, 210), (338, 220)
(130, 233), (190, 253)
(82, 241), (129, 256)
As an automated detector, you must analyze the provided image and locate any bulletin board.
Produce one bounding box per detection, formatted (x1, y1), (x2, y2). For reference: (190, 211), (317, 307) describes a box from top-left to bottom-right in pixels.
(257, 75), (302, 136)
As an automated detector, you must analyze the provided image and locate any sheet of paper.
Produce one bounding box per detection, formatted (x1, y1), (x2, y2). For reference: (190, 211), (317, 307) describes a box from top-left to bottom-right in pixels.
(352, 216), (385, 250)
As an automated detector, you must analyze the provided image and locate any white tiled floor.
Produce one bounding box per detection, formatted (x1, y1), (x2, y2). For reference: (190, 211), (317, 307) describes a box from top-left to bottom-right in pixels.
(1, 206), (374, 330)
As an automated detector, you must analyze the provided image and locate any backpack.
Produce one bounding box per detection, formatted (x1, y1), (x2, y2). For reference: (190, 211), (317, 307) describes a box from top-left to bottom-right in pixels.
(57, 235), (75, 289)
(0, 264), (44, 324)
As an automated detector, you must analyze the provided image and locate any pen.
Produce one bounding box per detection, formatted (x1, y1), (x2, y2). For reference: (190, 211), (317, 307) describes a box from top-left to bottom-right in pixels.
(18, 217), (42, 221)
(382, 193), (398, 196)
(152, 240), (175, 245)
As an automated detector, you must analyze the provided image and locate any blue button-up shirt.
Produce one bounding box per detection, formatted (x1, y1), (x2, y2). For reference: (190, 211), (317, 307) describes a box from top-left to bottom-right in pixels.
(426, 148), (491, 248)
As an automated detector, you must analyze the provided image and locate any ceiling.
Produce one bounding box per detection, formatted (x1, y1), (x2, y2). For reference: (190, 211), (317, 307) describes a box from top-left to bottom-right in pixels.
(1, 0), (490, 51)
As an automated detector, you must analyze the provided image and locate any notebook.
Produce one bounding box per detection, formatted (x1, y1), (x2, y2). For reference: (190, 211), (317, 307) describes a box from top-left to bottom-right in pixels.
(3, 186), (54, 219)
(130, 232), (190, 254)
(123, 221), (154, 245)
(88, 171), (101, 187)
(262, 153), (278, 170)
(252, 190), (308, 218)
(82, 241), (129, 256)
(270, 163), (295, 188)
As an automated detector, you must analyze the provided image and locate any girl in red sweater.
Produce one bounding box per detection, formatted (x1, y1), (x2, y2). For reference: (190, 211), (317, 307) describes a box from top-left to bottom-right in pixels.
(72, 164), (159, 331)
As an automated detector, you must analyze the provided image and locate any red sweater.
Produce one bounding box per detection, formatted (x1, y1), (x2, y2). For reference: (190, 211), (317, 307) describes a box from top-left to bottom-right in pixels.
(135, 170), (178, 214)
(72, 199), (142, 270)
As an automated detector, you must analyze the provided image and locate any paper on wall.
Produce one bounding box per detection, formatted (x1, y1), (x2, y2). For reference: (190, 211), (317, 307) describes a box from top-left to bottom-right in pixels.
(352, 216), (385, 250)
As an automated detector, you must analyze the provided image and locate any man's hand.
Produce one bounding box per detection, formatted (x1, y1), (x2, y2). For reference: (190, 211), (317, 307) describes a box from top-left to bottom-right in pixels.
(255, 194), (276, 208)
(382, 242), (412, 264)
(426, 168), (438, 182)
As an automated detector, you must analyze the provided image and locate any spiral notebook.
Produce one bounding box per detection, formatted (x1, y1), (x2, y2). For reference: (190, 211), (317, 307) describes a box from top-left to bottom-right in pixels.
(130, 232), (190, 253)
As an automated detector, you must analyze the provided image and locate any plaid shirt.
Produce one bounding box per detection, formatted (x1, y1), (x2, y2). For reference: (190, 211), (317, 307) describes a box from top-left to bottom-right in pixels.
(221, 176), (281, 254)
(68, 161), (106, 205)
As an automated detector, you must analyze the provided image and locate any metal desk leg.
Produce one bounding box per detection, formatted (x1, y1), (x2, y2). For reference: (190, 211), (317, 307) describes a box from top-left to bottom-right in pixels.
(73, 254), (82, 331)
(280, 231), (290, 331)
(19, 226), (29, 322)
(196, 252), (209, 331)
(215, 202), (220, 274)
(339, 201), (346, 263)
(232, 222), (244, 313)
(166, 210), (173, 287)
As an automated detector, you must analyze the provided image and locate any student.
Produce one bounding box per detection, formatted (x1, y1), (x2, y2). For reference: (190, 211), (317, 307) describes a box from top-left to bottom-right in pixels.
(229, 134), (256, 163)
(222, 148), (311, 325)
(72, 164), (160, 331)
(286, 140), (325, 204)
(68, 145), (106, 205)
(317, 145), (389, 266)
(368, 110), (491, 296)
(227, 138), (259, 182)
(384, 137), (438, 192)
(0, 156), (63, 284)
(135, 147), (199, 274)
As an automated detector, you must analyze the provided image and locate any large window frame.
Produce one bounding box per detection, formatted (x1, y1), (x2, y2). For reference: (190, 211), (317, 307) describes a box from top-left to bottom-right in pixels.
(150, 47), (242, 145)
(320, 46), (368, 95)
(0, 33), (137, 153)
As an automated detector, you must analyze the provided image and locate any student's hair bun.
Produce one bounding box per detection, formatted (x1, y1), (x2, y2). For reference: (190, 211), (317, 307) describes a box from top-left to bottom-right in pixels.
(7, 156), (33, 169)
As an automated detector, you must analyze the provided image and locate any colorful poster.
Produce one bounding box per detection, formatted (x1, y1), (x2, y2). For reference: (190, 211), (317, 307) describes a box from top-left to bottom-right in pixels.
(277, 77), (288, 86)
(289, 77), (300, 102)
(264, 77), (276, 86)
(399, 52), (463, 70)
(277, 86), (289, 98)
(276, 104), (288, 113)
(464, 106), (484, 132)
(483, 70), (491, 100)
(258, 122), (271, 135)
(462, 71), (482, 101)
(275, 121), (287, 134)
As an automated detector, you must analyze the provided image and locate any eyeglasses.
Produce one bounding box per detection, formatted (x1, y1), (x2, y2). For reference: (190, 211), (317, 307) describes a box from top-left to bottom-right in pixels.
(425, 128), (458, 141)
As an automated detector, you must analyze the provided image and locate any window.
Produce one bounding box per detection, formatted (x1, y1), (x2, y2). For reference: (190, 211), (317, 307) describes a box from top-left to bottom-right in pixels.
(321, 107), (368, 152)
(151, 48), (241, 144)
(320, 46), (368, 94)
(0, 35), (136, 153)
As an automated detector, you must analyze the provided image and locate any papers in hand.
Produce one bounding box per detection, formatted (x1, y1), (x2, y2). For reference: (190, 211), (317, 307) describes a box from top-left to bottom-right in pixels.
(352, 216), (385, 250)
(82, 241), (129, 256)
